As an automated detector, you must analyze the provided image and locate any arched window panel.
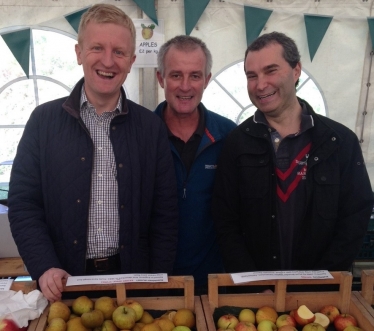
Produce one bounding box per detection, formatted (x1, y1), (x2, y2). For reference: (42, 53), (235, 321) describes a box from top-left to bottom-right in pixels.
(0, 37), (24, 87)
(33, 29), (83, 88)
(203, 61), (327, 125)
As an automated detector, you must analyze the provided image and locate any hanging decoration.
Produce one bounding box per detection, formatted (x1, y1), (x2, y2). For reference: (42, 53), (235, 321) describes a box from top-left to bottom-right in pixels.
(184, 0), (210, 36)
(244, 6), (273, 46)
(1, 28), (30, 78)
(133, 0), (158, 25)
(304, 14), (333, 61)
(368, 18), (374, 50)
(64, 7), (91, 34)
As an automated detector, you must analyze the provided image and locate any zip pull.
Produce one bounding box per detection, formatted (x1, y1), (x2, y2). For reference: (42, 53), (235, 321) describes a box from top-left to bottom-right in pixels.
(183, 187), (186, 199)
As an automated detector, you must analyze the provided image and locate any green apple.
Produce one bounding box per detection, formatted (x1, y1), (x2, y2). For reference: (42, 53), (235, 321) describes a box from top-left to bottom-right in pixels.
(81, 309), (104, 328)
(276, 314), (296, 328)
(256, 306), (278, 324)
(343, 326), (364, 331)
(66, 317), (91, 331)
(46, 317), (67, 331)
(94, 296), (118, 320)
(100, 320), (118, 331)
(216, 314), (239, 329)
(257, 320), (277, 331)
(172, 326), (191, 331)
(278, 326), (298, 331)
(172, 309), (195, 328)
(112, 306), (136, 330)
(72, 296), (94, 316)
(238, 309), (255, 324)
(302, 323), (325, 331)
(48, 301), (71, 322)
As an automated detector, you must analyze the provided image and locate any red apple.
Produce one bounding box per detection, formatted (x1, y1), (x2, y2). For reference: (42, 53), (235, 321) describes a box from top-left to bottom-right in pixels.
(333, 314), (358, 331)
(255, 306), (278, 324)
(276, 314), (296, 328)
(289, 309), (297, 319)
(319, 305), (340, 323)
(278, 326), (297, 331)
(0, 319), (19, 331)
(294, 305), (315, 326)
(234, 321), (257, 331)
(217, 314), (239, 330)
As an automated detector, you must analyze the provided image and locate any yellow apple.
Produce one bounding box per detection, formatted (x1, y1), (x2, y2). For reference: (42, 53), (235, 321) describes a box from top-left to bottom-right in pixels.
(276, 314), (296, 328)
(256, 306), (278, 324)
(95, 296), (118, 320)
(294, 305), (315, 326)
(122, 300), (144, 321)
(141, 322), (162, 331)
(278, 326), (298, 331)
(81, 309), (104, 328)
(216, 314), (239, 329)
(257, 320), (277, 331)
(72, 296), (94, 316)
(46, 317), (67, 331)
(48, 301), (71, 322)
(139, 311), (154, 324)
(100, 320), (118, 331)
(133, 322), (146, 331)
(154, 318), (175, 331)
(172, 309), (195, 328)
(301, 323), (325, 331)
(66, 317), (91, 331)
(238, 309), (255, 324)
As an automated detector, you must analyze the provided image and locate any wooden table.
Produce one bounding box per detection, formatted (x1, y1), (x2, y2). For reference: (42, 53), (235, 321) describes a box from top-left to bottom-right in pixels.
(0, 257), (29, 277)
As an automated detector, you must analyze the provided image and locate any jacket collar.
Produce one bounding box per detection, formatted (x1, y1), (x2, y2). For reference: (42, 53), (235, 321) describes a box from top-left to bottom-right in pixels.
(62, 77), (129, 119)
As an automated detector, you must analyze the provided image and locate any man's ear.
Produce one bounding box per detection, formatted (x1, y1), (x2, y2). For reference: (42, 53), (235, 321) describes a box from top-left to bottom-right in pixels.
(156, 71), (165, 88)
(75, 44), (82, 65)
(204, 73), (212, 89)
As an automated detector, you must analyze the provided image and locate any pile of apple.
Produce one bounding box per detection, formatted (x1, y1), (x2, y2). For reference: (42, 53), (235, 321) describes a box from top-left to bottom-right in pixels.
(216, 304), (363, 331)
(46, 295), (196, 331)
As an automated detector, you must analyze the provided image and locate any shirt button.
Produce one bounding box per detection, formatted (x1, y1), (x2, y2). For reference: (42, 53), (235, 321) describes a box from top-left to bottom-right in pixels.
(98, 147), (103, 151)
(97, 200), (103, 205)
(98, 173), (103, 178)
(357, 162), (361, 165)
(120, 205), (125, 209)
(274, 138), (280, 143)
(119, 163), (123, 168)
(331, 137), (336, 141)
(314, 157), (319, 161)
(77, 199), (81, 203)
(273, 256), (277, 259)
(81, 157), (85, 161)
(272, 215), (275, 218)
(73, 240), (78, 245)
(98, 228), (102, 232)
(112, 126), (116, 130)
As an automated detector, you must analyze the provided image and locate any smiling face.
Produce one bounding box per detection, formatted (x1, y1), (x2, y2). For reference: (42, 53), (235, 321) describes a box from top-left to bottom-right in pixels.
(157, 46), (211, 118)
(244, 42), (301, 118)
(75, 21), (136, 110)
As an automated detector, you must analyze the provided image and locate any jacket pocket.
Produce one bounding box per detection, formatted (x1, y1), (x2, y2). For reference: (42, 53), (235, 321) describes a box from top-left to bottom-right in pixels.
(313, 168), (339, 219)
(236, 152), (270, 198)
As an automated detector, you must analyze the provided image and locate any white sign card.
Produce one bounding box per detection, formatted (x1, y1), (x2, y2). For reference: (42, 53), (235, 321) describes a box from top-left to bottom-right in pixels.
(0, 279), (13, 291)
(66, 273), (168, 286)
(133, 19), (164, 68)
(231, 270), (333, 284)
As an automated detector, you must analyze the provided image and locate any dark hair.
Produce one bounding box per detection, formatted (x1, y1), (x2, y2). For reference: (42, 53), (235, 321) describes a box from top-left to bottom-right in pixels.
(244, 32), (301, 86)
(157, 35), (212, 77)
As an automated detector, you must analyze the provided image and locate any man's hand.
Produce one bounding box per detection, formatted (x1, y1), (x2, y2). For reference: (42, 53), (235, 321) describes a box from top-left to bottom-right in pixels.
(38, 268), (71, 302)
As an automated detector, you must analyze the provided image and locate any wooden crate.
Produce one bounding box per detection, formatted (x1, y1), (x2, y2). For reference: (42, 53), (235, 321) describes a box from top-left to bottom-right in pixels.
(29, 275), (207, 331)
(360, 269), (374, 305)
(201, 272), (374, 331)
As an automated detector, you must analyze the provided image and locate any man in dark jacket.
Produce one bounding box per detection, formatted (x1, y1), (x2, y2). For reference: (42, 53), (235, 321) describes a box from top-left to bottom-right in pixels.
(8, 4), (178, 302)
(212, 32), (373, 278)
(155, 35), (236, 294)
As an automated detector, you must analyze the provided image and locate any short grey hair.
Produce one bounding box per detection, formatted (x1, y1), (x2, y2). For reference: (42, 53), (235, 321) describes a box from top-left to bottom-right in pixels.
(157, 35), (212, 77)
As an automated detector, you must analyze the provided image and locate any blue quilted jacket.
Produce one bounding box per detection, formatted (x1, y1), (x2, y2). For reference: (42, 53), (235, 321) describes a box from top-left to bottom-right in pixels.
(8, 78), (179, 281)
(154, 101), (236, 287)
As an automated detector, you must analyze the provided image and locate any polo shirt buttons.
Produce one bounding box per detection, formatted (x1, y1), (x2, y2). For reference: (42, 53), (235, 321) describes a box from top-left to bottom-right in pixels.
(314, 157), (319, 161)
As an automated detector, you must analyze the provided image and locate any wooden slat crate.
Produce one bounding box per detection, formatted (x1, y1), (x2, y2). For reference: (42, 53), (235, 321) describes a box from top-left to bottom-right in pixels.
(28, 275), (207, 331)
(360, 269), (374, 305)
(201, 272), (374, 331)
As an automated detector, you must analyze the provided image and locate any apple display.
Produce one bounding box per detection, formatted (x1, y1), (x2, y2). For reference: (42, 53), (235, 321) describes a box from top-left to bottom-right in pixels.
(94, 296), (118, 320)
(301, 322), (325, 331)
(313, 312), (330, 328)
(123, 300), (144, 321)
(256, 306), (278, 324)
(112, 306), (136, 330)
(46, 317), (67, 331)
(0, 319), (20, 331)
(333, 314), (358, 331)
(48, 301), (71, 322)
(276, 314), (296, 328)
(238, 309), (255, 324)
(81, 309), (105, 328)
(216, 314), (239, 329)
(257, 320), (277, 331)
(234, 321), (257, 331)
(71, 296), (94, 316)
(294, 305), (315, 326)
(319, 305), (340, 323)
(172, 309), (195, 328)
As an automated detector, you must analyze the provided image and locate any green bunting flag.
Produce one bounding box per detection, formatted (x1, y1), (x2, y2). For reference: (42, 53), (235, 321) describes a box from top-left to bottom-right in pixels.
(133, 0), (158, 25)
(244, 6), (273, 46)
(65, 7), (90, 34)
(184, 0), (210, 36)
(1, 28), (30, 78)
(368, 18), (374, 50)
(304, 14), (333, 61)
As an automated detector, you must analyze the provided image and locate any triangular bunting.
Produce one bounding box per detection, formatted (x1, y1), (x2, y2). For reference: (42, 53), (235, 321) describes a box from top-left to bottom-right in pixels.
(304, 14), (333, 61)
(133, 0), (158, 25)
(184, 0), (210, 36)
(65, 7), (91, 34)
(368, 17), (374, 50)
(1, 28), (30, 78)
(244, 6), (273, 46)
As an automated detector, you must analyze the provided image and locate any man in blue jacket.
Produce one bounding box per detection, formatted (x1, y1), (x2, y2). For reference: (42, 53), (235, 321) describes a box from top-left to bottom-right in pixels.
(8, 4), (178, 302)
(154, 35), (236, 294)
